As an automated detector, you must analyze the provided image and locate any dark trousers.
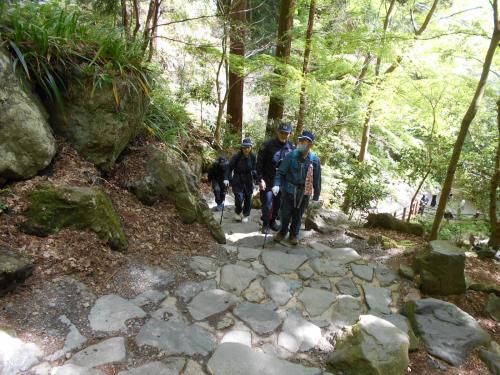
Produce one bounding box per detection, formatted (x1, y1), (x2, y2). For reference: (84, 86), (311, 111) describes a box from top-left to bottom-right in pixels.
(260, 190), (281, 225)
(212, 180), (225, 205)
(279, 192), (309, 237)
(233, 185), (252, 216)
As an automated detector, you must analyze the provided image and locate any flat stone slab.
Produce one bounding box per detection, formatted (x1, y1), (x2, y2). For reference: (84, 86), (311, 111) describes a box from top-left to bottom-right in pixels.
(363, 285), (392, 315)
(131, 290), (167, 307)
(189, 256), (217, 275)
(188, 289), (239, 321)
(309, 258), (347, 277)
(351, 264), (373, 281)
(278, 313), (322, 352)
(297, 287), (337, 316)
(238, 247), (262, 261)
(0, 330), (43, 375)
(307, 277), (331, 290)
(183, 360), (205, 375)
(46, 315), (86, 361)
(220, 264), (258, 295)
(207, 343), (322, 375)
(329, 295), (365, 331)
(136, 319), (216, 356)
(403, 298), (491, 366)
(321, 247), (362, 264)
(175, 279), (216, 303)
(221, 330), (252, 347)
(233, 302), (282, 335)
(67, 337), (126, 368)
(262, 251), (308, 274)
(52, 364), (105, 375)
(262, 275), (293, 306)
(117, 359), (185, 375)
(375, 265), (397, 287)
(89, 294), (146, 332)
(243, 279), (266, 303)
(335, 277), (360, 297)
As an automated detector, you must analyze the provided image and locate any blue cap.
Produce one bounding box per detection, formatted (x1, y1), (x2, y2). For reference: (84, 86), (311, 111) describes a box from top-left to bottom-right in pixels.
(277, 122), (292, 133)
(241, 138), (253, 147)
(298, 130), (315, 143)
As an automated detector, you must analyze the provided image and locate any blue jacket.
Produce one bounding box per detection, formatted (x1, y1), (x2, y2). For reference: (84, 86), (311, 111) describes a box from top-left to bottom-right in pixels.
(256, 138), (294, 186)
(274, 149), (321, 201)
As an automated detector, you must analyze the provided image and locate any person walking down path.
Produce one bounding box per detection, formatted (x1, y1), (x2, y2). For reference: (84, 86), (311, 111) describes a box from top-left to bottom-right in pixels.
(208, 156), (228, 212)
(257, 122), (295, 234)
(224, 138), (258, 223)
(273, 131), (321, 245)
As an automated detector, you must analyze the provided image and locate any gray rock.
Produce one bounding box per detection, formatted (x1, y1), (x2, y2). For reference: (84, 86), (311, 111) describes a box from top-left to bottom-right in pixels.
(262, 275), (293, 306)
(262, 251), (308, 274)
(321, 247), (362, 264)
(131, 290), (167, 306)
(298, 267), (314, 280)
(151, 297), (186, 323)
(0, 246), (34, 296)
(46, 315), (86, 361)
(67, 337), (126, 368)
(374, 265), (397, 287)
(250, 261), (268, 277)
(486, 293), (500, 321)
(216, 316), (234, 330)
(221, 330), (252, 347)
(307, 277), (332, 290)
(363, 285), (392, 315)
(328, 315), (410, 375)
(243, 279), (266, 303)
(0, 48), (56, 184)
(403, 298), (491, 366)
(136, 319), (216, 356)
(376, 313), (419, 351)
(189, 256), (217, 275)
(233, 302), (282, 335)
(351, 264), (374, 281)
(0, 330), (43, 375)
(119, 264), (175, 294)
(175, 280), (216, 303)
(188, 289), (239, 321)
(51, 364), (105, 375)
(117, 359), (186, 375)
(309, 258), (347, 277)
(30, 362), (51, 375)
(183, 360), (206, 375)
(329, 295), (365, 331)
(479, 348), (500, 375)
(219, 264), (258, 295)
(335, 278), (360, 297)
(207, 343), (322, 375)
(398, 264), (415, 280)
(414, 240), (466, 295)
(297, 287), (337, 316)
(304, 208), (349, 234)
(238, 247), (262, 260)
(88, 294), (146, 332)
(278, 313), (322, 352)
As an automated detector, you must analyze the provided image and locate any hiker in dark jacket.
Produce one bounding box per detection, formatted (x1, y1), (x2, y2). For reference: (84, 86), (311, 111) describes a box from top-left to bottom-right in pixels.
(256, 122), (294, 233)
(273, 131), (321, 245)
(224, 138), (258, 222)
(208, 156), (228, 211)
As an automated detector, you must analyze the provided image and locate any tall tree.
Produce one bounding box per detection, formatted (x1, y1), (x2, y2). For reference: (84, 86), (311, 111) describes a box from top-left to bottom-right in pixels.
(488, 99), (500, 249)
(430, 0), (499, 240)
(295, 0), (316, 140)
(226, 0), (247, 137)
(265, 0), (296, 137)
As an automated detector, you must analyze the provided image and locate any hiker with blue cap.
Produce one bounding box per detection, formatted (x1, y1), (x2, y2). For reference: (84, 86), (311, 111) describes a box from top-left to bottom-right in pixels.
(224, 138), (258, 222)
(273, 130), (321, 245)
(256, 122), (295, 234)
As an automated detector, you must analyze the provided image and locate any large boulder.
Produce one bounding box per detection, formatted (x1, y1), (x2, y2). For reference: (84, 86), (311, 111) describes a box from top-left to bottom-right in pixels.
(0, 49), (56, 185)
(327, 315), (410, 375)
(403, 298), (490, 366)
(0, 246), (34, 296)
(414, 240), (466, 295)
(366, 213), (424, 236)
(305, 207), (348, 234)
(21, 184), (127, 250)
(132, 148), (225, 243)
(50, 77), (147, 172)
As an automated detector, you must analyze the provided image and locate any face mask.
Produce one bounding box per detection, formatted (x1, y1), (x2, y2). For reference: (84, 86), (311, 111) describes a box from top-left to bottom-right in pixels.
(297, 144), (307, 152)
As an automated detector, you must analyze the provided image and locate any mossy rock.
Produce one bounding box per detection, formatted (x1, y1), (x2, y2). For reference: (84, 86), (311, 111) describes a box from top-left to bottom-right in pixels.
(21, 184), (127, 250)
(0, 246), (34, 296)
(368, 235), (398, 249)
(366, 213), (424, 236)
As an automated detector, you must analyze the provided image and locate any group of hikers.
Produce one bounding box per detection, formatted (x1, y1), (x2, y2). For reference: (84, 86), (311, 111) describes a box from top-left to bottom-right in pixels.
(207, 122), (321, 246)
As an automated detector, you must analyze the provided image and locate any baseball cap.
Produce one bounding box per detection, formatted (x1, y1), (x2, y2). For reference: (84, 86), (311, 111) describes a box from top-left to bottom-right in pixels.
(297, 130), (315, 143)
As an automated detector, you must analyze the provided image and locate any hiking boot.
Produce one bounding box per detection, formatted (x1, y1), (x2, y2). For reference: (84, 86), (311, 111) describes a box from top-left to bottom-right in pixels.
(289, 235), (298, 246)
(274, 232), (285, 242)
(242, 216), (249, 223)
(269, 221), (280, 232)
(234, 213), (242, 222)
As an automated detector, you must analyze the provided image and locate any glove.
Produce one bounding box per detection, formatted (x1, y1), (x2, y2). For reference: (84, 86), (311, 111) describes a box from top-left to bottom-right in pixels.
(259, 180), (266, 191)
(223, 180), (229, 187)
(272, 186), (280, 196)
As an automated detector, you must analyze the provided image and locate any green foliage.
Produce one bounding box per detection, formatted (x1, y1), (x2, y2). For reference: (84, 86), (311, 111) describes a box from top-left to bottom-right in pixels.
(0, 0), (148, 108)
(420, 218), (491, 242)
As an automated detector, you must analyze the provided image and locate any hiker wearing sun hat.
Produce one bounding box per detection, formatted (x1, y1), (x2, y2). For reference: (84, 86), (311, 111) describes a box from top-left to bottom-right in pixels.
(272, 130), (321, 245)
(224, 138), (258, 222)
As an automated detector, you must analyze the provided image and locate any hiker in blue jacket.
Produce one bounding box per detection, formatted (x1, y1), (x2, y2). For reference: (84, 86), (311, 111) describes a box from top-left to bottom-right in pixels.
(273, 131), (321, 245)
(224, 138), (258, 223)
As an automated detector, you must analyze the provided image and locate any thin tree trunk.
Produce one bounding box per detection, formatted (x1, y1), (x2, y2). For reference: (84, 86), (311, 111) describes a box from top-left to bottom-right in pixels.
(265, 0), (296, 137)
(295, 0), (316, 140)
(142, 0), (155, 55)
(430, 2), (499, 240)
(147, 0), (161, 62)
(408, 169), (431, 221)
(214, 3), (230, 146)
(488, 98), (500, 248)
(132, 0), (140, 41)
(121, 0), (130, 41)
(415, 0), (440, 36)
(226, 0), (246, 137)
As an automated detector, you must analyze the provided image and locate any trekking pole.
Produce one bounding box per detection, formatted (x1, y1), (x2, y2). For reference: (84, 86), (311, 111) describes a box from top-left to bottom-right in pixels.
(262, 202), (273, 249)
(219, 185), (227, 225)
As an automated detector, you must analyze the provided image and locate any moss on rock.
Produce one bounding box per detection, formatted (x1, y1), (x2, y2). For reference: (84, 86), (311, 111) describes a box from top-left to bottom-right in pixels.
(21, 184), (127, 250)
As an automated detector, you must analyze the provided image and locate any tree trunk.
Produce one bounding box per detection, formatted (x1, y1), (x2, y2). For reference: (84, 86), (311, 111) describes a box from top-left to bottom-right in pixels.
(265, 0), (296, 137)
(226, 0), (246, 137)
(147, 0), (161, 62)
(132, 0), (140, 41)
(295, 0), (316, 140)
(407, 169), (431, 222)
(142, 0), (156, 55)
(488, 98), (500, 248)
(430, 3), (499, 240)
(121, 0), (130, 41)
(415, 0), (439, 36)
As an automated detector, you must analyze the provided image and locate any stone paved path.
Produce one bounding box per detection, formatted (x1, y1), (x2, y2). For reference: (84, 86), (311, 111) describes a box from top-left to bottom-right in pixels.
(3, 198), (416, 375)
